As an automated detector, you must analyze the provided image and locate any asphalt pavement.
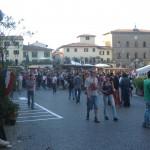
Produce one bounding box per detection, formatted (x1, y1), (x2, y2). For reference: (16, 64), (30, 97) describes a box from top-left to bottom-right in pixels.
(3, 88), (150, 150)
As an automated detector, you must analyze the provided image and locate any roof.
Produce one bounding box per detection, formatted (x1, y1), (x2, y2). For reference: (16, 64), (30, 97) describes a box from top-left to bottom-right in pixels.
(0, 35), (23, 40)
(23, 45), (53, 52)
(103, 28), (150, 35)
(56, 43), (111, 50)
(77, 34), (96, 38)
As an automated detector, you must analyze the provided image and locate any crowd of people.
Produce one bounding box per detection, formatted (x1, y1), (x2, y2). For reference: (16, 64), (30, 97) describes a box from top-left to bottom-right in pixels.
(14, 68), (135, 121)
(1, 68), (150, 148)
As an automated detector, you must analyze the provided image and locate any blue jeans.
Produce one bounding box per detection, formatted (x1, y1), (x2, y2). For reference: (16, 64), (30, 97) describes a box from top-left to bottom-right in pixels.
(103, 94), (117, 118)
(68, 88), (75, 99)
(88, 95), (99, 110)
(27, 91), (34, 109)
(75, 88), (81, 103)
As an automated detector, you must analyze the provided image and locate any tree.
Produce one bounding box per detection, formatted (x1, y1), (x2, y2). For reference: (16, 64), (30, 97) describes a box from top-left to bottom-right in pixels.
(0, 10), (17, 68)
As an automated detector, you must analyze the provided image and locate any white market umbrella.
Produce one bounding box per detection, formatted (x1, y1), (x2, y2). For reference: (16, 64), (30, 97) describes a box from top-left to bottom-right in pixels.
(83, 64), (94, 67)
(136, 65), (150, 75)
(71, 60), (82, 66)
(95, 63), (110, 68)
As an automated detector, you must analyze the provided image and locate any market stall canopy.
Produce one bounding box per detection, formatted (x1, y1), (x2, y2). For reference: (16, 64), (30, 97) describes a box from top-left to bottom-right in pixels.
(71, 60), (82, 66)
(28, 65), (53, 69)
(82, 64), (94, 67)
(136, 65), (150, 76)
(95, 63), (110, 68)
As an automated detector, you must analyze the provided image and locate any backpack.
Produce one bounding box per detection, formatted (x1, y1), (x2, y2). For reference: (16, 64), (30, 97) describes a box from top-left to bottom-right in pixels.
(74, 76), (81, 86)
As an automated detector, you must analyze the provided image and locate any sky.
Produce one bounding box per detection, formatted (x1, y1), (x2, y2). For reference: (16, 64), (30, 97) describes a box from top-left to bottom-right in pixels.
(1, 0), (150, 49)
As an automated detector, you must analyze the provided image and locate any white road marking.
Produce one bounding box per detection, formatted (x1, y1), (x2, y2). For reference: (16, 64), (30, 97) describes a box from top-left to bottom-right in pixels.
(19, 97), (28, 100)
(18, 111), (49, 116)
(18, 114), (53, 118)
(15, 97), (63, 123)
(17, 117), (61, 123)
(35, 103), (63, 119)
(18, 110), (44, 113)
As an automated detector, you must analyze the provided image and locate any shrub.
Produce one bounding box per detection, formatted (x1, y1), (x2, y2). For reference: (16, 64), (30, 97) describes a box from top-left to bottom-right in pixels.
(133, 77), (146, 90)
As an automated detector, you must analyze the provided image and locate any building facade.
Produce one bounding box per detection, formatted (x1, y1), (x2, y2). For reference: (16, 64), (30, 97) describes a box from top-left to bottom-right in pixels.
(0, 36), (23, 65)
(103, 28), (150, 68)
(23, 42), (53, 64)
(54, 34), (112, 64)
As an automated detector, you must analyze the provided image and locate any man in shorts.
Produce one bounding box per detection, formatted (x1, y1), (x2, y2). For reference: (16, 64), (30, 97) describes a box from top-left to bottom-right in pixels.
(85, 70), (100, 123)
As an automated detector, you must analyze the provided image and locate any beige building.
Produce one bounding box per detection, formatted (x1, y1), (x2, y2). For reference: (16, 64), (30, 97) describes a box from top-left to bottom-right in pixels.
(0, 36), (23, 65)
(103, 28), (150, 68)
(23, 42), (53, 64)
(54, 34), (112, 64)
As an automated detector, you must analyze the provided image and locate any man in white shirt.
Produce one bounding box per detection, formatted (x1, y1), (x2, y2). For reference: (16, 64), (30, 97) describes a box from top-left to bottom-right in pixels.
(85, 70), (100, 123)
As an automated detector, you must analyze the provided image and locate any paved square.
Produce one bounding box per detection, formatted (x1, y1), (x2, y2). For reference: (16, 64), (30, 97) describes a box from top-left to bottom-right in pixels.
(13, 97), (63, 123)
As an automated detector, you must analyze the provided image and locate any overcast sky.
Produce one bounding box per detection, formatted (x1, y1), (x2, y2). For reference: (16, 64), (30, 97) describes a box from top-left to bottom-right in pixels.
(1, 0), (150, 49)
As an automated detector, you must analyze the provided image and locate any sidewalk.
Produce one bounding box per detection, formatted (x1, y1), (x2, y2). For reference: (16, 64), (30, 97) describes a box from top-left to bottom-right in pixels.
(2, 90), (148, 150)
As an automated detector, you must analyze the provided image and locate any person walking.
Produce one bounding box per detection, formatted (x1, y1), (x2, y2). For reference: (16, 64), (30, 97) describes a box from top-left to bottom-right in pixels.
(67, 74), (75, 100)
(119, 73), (131, 107)
(52, 74), (57, 94)
(26, 74), (35, 109)
(74, 73), (82, 104)
(111, 73), (121, 106)
(85, 70), (100, 123)
(18, 73), (23, 92)
(142, 70), (150, 128)
(101, 75), (118, 121)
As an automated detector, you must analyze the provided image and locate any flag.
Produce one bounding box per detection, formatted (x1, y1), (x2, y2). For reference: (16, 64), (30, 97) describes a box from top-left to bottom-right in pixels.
(3, 70), (15, 96)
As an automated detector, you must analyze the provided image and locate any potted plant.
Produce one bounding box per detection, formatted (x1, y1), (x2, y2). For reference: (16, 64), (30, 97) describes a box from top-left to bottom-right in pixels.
(133, 77), (146, 96)
(4, 99), (19, 126)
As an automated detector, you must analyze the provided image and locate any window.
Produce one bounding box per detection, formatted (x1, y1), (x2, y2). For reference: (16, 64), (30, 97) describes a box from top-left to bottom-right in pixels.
(5, 50), (9, 57)
(85, 36), (90, 40)
(126, 53), (129, 59)
(117, 41), (121, 47)
(66, 48), (70, 52)
(126, 41), (129, 47)
(13, 42), (19, 47)
(107, 58), (110, 62)
(107, 51), (110, 55)
(44, 51), (50, 57)
(13, 50), (19, 55)
(84, 48), (88, 52)
(117, 53), (121, 59)
(143, 41), (146, 48)
(4, 41), (10, 47)
(134, 52), (138, 58)
(74, 48), (77, 52)
(32, 51), (37, 58)
(135, 41), (138, 48)
(23, 52), (26, 58)
(93, 48), (95, 52)
(99, 51), (104, 55)
(143, 52), (146, 59)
